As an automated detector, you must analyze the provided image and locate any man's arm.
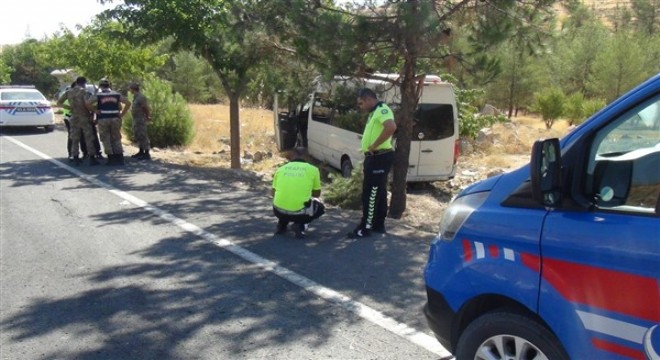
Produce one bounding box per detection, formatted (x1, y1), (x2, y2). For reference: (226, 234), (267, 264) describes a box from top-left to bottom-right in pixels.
(120, 97), (132, 118)
(56, 91), (68, 107)
(368, 119), (397, 152)
(312, 189), (321, 198)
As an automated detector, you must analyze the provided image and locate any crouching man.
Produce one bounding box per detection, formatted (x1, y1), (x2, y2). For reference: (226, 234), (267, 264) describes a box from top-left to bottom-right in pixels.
(272, 147), (325, 239)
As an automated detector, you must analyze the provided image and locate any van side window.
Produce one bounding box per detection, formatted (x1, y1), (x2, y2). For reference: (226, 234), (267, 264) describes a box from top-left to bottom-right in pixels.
(311, 92), (333, 124)
(586, 95), (660, 215)
(413, 104), (455, 140)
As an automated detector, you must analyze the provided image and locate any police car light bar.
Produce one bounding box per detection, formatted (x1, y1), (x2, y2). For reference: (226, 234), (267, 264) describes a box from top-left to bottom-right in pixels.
(0, 85), (37, 89)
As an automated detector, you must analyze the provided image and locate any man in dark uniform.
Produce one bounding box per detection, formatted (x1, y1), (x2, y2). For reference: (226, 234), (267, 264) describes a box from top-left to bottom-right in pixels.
(57, 77), (100, 166)
(88, 79), (131, 165)
(348, 88), (397, 238)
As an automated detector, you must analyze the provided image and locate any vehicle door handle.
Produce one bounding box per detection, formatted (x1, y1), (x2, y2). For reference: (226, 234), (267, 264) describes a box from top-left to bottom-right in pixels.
(421, 149), (433, 153)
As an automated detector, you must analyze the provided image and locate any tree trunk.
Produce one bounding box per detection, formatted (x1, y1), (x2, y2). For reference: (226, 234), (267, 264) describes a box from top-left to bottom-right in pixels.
(388, 60), (418, 219)
(229, 93), (241, 169)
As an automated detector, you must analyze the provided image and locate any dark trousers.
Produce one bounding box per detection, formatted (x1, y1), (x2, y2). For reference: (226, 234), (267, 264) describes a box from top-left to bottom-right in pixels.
(360, 151), (394, 230)
(273, 199), (325, 229)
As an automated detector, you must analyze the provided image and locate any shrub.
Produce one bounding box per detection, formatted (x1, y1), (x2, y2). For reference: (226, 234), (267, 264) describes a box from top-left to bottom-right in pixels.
(444, 75), (508, 139)
(323, 165), (363, 210)
(123, 75), (195, 148)
(564, 92), (585, 126)
(533, 87), (565, 129)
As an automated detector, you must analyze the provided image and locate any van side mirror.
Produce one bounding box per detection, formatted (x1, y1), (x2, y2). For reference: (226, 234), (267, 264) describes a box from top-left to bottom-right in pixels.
(531, 138), (562, 207)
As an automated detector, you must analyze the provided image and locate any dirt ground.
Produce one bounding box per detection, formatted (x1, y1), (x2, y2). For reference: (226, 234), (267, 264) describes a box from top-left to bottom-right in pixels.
(112, 105), (571, 236)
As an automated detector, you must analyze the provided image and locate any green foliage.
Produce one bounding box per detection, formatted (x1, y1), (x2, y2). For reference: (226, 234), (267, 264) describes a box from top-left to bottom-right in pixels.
(0, 57), (11, 84)
(43, 20), (166, 87)
(533, 87), (565, 129)
(583, 98), (607, 120)
(444, 74), (508, 139)
(157, 49), (224, 104)
(564, 92), (585, 126)
(0, 40), (59, 96)
(123, 76), (195, 148)
(322, 166), (363, 210)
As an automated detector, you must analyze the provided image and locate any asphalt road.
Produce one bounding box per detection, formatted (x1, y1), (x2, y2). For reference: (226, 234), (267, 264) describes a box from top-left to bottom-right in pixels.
(0, 124), (453, 360)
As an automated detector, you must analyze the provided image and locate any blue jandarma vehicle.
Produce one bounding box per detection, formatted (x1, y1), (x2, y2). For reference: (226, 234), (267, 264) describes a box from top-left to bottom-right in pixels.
(424, 73), (659, 360)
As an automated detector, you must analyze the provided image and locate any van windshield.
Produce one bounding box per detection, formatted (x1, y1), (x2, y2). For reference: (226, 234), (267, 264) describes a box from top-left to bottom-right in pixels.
(412, 103), (455, 140)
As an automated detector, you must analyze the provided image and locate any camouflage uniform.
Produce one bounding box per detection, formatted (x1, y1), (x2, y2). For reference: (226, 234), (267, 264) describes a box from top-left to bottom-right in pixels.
(58, 86), (97, 161)
(131, 91), (150, 152)
(91, 87), (129, 160)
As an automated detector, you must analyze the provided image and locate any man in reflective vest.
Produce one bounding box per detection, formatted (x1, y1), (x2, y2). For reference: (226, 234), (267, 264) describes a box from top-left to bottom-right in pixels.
(87, 78), (131, 165)
(272, 147), (325, 239)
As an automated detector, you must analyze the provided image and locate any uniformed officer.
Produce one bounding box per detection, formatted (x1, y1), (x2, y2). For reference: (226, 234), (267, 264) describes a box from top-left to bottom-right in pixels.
(57, 77), (100, 166)
(88, 78), (131, 165)
(347, 88), (397, 238)
(272, 147), (325, 239)
(128, 83), (152, 160)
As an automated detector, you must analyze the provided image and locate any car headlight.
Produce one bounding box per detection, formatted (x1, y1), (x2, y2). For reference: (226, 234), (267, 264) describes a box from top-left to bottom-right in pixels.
(437, 191), (489, 241)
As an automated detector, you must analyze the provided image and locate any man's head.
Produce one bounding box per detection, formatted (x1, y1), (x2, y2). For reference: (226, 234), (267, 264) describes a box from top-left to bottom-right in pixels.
(128, 83), (140, 93)
(287, 147), (309, 161)
(99, 78), (110, 89)
(357, 88), (378, 112)
(75, 76), (87, 87)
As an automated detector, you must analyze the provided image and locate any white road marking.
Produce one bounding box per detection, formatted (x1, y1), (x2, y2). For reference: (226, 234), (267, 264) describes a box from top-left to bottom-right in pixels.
(3, 135), (453, 359)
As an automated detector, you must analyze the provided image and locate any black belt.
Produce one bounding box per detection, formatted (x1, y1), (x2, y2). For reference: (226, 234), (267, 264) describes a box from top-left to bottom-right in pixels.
(364, 149), (393, 156)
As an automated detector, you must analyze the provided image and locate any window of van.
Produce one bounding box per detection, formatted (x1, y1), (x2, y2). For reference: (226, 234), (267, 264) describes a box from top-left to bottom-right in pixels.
(412, 104), (455, 140)
(587, 95), (660, 214)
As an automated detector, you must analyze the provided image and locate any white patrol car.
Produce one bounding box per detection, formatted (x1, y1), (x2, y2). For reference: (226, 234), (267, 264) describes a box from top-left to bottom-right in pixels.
(0, 85), (55, 132)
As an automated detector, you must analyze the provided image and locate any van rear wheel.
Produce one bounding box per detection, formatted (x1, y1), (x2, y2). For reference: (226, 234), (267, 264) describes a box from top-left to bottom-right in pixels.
(455, 310), (568, 360)
(341, 159), (353, 178)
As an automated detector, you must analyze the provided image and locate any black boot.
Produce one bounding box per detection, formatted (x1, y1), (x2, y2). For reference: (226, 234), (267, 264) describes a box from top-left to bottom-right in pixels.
(138, 150), (151, 160)
(106, 154), (117, 166)
(72, 156), (82, 166)
(131, 148), (144, 158)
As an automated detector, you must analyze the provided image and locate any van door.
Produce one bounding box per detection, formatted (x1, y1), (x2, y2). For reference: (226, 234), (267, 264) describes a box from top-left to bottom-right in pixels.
(538, 94), (660, 359)
(307, 92), (333, 162)
(412, 97), (457, 180)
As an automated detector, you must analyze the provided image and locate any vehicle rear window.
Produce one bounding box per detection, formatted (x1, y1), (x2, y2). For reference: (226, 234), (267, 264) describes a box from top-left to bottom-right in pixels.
(1, 91), (46, 101)
(412, 104), (455, 140)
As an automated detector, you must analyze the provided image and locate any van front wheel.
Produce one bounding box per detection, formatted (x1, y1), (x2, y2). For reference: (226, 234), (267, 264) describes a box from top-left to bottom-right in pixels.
(341, 159), (353, 178)
(455, 311), (568, 360)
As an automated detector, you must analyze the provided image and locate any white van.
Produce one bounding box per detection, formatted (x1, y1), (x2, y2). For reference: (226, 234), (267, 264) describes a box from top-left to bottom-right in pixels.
(275, 74), (460, 182)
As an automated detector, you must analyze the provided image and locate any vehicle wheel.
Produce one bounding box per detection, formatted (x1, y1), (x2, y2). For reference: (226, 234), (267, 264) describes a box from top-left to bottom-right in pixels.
(44, 125), (55, 133)
(341, 158), (353, 178)
(455, 311), (569, 360)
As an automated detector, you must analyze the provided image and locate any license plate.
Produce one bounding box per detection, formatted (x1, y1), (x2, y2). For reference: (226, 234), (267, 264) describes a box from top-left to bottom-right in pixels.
(15, 107), (34, 112)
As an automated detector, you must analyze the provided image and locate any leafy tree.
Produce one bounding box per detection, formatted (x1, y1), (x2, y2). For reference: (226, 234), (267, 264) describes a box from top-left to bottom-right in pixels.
(123, 75), (195, 148)
(631, 0), (659, 36)
(1, 40), (59, 96)
(43, 20), (165, 87)
(533, 87), (565, 129)
(0, 56), (11, 84)
(157, 50), (224, 104)
(103, 0), (276, 169)
(279, 0), (558, 218)
(564, 92), (585, 126)
(589, 30), (647, 102)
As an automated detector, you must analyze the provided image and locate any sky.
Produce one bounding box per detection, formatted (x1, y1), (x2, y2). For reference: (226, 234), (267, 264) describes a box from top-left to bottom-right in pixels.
(0, 0), (113, 45)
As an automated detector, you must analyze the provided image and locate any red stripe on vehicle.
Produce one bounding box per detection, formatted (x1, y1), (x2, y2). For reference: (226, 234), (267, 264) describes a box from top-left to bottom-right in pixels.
(462, 240), (473, 263)
(521, 253), (540, 272)
(543, 258), (660, 322)
(489, 245), (499, 258)
(592, 338), (646, 360)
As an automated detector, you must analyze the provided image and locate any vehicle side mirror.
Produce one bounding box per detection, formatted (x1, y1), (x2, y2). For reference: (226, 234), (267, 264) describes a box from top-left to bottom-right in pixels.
(531, 138), (562, 207)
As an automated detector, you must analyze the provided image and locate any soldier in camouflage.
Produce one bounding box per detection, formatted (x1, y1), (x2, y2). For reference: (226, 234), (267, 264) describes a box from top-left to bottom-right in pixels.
(57, 77), (100, 166)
